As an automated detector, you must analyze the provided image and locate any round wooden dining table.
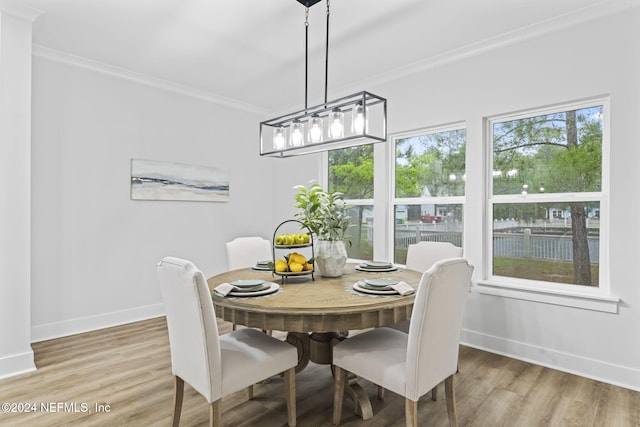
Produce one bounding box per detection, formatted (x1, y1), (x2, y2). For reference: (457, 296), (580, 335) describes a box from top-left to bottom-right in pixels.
(207, 262), (423, 419)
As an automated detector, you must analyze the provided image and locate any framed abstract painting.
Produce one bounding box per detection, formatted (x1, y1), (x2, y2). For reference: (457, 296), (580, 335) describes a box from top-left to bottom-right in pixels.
(130, 159), (229, 202)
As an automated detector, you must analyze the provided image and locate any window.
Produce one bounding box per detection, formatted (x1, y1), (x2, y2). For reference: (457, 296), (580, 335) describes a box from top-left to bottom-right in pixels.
(487, 99), (607, 289)
(320, 97), (614, 311)
(328, 145), (374, 260)
(392, 125), (466, 264)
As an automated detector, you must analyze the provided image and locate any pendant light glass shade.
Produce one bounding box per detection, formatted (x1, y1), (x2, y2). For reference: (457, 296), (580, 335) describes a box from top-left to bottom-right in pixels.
(290, 120), (304, 147)
(328, 109), (344, 139)
(351, 102), (368, 134)
(273, 126), (286, 150)
(308, 114), (323, 143)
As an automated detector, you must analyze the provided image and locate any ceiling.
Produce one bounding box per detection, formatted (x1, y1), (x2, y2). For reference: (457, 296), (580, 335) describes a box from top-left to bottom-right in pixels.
(13, 0), (627, 114)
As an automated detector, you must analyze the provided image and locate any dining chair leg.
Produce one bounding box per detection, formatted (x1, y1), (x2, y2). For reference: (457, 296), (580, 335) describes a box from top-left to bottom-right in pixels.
(444, 374), (458, 427)
(209, 400), (221, 427)
(171, 376), (184, 427)
(378, 385), (385, 400)
(405, 398), (418, 427)
(332, 366), (346, 425)
(284, 367), (296, 427)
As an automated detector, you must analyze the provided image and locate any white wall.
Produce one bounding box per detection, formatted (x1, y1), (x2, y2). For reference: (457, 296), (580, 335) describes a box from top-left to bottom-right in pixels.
(29, 57), (282, 340)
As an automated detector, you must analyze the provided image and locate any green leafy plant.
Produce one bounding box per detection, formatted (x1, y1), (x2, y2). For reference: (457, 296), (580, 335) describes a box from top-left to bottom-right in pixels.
(293, 182), (350, 242)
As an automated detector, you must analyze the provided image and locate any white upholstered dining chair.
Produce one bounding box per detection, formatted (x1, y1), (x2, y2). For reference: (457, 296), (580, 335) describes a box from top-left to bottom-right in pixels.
(157, 256), (297, 427)
(225, 236), (271, 271)
(390, 241), (464, 334)
(225, 236), (272, 332)
(405, 241), (463, 273)
(332, 258), (473, 427)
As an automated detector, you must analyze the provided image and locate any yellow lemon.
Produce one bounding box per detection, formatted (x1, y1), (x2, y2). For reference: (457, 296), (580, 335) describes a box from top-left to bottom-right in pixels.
(289, 262), (304, 273)
(290, 253), (307, 265)
(275, 259), (288, 272)
(304, 262), (313, 271)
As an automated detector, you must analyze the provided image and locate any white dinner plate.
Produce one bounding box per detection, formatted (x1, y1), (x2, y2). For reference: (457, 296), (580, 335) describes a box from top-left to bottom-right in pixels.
(353, 282), (397, 295)
(230, 279), (265, 288)
(228, 282), (280, 297)
(355, 266), (398, 273)
(364, 278), (398, 287)
(358, 282), (391, 291)
(230, 283), (271, 293)
(362, 261), (393, 269)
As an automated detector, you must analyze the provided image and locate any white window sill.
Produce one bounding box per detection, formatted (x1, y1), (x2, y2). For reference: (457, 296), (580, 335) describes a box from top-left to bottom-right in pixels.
(475, 280), (620, 313)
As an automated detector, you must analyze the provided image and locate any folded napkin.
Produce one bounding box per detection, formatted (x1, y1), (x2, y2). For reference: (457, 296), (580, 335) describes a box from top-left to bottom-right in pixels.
(390, 281), (415, 296)
(214, 282), (235, 296)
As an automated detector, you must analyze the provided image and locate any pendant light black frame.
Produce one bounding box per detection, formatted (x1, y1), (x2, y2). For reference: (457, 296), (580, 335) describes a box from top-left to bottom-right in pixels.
(260, 0), (387, 158)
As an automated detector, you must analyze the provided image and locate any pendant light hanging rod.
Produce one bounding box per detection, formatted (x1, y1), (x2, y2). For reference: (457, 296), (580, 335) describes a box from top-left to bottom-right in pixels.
(324, 0), (330, 106)
(304, 7), (309, 111)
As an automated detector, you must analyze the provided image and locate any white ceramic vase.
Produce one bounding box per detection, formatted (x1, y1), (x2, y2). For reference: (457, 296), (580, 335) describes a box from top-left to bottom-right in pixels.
(315, 240), (348, 277)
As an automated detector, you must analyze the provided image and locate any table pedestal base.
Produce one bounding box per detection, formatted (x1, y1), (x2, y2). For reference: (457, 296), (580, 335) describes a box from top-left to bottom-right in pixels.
(285, 331), (373, 420)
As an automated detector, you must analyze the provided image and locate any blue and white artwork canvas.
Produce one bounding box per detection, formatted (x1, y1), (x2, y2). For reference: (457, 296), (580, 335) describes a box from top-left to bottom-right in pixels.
(131, 159), (229, 202)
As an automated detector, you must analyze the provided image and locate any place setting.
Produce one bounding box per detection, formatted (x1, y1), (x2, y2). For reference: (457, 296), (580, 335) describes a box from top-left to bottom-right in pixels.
(251, 260), (273, 271)
(214, 279), (280, 297)
(352, 277), (415, 296)
(355, 260), (398, 273)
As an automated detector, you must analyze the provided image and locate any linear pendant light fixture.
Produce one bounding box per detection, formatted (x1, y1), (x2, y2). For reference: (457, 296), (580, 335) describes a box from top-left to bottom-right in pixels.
(260, 0), (387, 157)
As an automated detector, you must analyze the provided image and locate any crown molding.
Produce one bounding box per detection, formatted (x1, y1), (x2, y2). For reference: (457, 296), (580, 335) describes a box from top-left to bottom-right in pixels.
(336, 0), (634, 96)
(32, 44), (270, 116)
(30, 0), (634, 117)
(0, 0), (42, 21)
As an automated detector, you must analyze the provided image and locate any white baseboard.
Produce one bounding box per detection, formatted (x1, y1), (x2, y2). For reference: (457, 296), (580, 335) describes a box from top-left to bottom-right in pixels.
(461, 328), (640, 392)
(0, 350), (36, 380)
(31, 303), (165, 343)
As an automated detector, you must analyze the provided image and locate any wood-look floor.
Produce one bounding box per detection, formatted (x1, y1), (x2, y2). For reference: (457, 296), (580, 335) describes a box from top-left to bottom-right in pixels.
(1, 317), (638, 427)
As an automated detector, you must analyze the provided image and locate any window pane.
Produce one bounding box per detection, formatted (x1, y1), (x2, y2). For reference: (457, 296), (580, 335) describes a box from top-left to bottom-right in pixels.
(329, 145), (374, 260)
(345, 205), (373, 261)
(328, 145), (374, 199)
(492, 106), (603, 195)
(394, 204), (463, 264)
(395, 129), (466, 198)
(492, 202), (600, 286)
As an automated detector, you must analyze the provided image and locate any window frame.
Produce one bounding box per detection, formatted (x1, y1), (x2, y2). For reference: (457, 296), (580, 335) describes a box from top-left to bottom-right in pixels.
(478, 97), (616, 312)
